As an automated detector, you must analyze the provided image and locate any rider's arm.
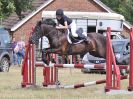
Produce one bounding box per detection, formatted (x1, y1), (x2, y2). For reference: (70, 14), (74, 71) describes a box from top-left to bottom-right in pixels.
(56, 21), (68, 29)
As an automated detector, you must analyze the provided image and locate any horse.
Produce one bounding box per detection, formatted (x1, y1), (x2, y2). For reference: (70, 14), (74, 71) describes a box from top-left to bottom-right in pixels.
(30, 19), (106, 64)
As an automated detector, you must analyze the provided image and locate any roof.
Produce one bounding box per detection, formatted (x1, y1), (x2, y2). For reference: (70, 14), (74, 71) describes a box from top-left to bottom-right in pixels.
(42, 11), (125, 20)
(2, 0), (132, 32)
(2, 0), (54, 31)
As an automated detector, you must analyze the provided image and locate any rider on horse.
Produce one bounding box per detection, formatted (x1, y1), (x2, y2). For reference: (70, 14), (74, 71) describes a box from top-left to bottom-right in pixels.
(55, 9), (89, 43)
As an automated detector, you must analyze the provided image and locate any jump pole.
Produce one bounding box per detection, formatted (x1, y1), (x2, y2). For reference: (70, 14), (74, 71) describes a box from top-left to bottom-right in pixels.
(35, 61), (127, 69)
(43, 75), (127, 89)
(62, 75), (127, 89)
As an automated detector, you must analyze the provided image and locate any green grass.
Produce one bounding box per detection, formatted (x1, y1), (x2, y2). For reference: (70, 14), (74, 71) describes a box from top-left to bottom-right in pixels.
(0, 66), (132, 99)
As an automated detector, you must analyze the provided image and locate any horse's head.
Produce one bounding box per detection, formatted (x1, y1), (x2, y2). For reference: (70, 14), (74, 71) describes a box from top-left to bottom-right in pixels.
(29, 19), (57, 44)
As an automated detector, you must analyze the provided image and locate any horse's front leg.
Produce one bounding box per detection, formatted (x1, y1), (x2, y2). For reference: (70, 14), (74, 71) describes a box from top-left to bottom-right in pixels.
(42, 47), (62, 65)
(42, 48), (50, 65)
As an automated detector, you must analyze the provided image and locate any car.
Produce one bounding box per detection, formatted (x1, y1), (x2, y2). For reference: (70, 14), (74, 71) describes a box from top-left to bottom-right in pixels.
(0, 28), (13, 72)
(112, 39), (130, 65)
(81, 53), (106, 73)
(81, 39), (130, 74)
(103, 32), (126, 39)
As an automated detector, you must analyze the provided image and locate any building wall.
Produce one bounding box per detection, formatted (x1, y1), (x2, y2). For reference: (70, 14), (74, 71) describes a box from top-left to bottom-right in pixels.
(12, 0), (129, 43)
(12, 12), (42, 42)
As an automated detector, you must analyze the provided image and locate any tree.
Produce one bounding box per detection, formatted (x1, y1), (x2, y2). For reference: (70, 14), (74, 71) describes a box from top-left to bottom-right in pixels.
(0, 0), (34, 20)
(13, 0), (34, 19)
(0, 0), (15, 19)
(101, 0), (133, 24)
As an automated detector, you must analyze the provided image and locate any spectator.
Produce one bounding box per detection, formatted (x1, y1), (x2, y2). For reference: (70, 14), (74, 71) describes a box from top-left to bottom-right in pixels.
(38, 36), (50, 63)
(11, 37), (18, 65)
(14, 38), (25, 66)
(38, 36), (50, 49)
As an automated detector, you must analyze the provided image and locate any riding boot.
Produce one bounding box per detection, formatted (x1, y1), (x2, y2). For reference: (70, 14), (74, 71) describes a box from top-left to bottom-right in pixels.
(79, 34), (91, 44)
(76, 28), (91, 43)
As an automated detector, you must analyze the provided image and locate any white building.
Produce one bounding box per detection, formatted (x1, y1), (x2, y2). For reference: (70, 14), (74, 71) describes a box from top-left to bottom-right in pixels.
(42, 11), (125, 34)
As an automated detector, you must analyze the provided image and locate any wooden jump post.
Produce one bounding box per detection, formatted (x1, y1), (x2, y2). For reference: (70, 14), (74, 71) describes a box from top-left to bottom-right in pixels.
(105, 27), (121, 92)
(21, 44), (36, 87)
(128, 28), (133, 91)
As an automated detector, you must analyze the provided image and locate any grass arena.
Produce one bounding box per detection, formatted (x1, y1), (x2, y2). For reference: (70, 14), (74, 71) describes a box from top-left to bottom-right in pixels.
(0, 67), (132, 99)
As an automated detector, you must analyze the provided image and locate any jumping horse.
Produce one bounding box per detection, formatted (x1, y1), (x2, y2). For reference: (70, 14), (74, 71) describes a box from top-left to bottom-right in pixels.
(30, 19), (106, 64)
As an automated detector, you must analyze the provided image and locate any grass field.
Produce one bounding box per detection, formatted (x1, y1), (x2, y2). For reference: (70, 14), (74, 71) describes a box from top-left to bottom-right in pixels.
(0, 66), (133, 99)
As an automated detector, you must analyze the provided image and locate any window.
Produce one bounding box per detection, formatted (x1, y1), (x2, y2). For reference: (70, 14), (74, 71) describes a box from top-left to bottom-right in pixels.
(87, 26), (96, 33)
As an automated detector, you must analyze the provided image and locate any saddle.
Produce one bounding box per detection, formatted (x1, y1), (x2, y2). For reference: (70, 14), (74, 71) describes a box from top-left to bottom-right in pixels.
(69, 32), (82, 44)
(68, 28), (87, 44)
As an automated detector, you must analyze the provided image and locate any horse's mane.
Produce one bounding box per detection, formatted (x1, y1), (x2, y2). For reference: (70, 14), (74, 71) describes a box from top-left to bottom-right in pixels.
(41, 18), (56, 27)
(41, 18), (67, 34)
(34, 18), (56, 30)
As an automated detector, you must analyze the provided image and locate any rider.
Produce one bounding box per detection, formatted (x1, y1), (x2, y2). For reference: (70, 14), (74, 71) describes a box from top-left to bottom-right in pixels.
(55, 9), (89, 42)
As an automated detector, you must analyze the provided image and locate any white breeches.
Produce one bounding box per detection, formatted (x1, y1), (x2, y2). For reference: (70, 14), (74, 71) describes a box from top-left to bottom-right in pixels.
(69, 21), (78, 37)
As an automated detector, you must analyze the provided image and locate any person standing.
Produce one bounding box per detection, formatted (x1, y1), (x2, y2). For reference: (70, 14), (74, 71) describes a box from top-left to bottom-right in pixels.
(38, 36), (50, 49)
(11, 37), (18, 65)
(14, 38), (25, 66)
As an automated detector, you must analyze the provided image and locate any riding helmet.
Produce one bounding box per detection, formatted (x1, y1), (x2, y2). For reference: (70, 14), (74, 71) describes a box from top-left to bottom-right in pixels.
(56, 9), (64, 17)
